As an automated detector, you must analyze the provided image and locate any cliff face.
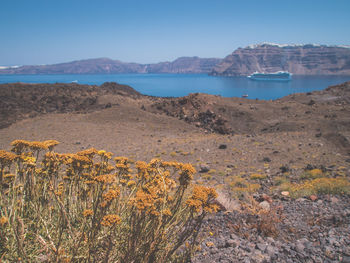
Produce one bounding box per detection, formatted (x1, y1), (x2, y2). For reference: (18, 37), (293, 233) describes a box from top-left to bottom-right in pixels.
(0, 57), (221, 74)
(211, 43), (350, 76)
(146, 57), (222, 73)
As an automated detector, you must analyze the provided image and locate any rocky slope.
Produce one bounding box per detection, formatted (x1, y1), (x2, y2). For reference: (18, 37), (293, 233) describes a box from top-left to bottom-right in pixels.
(0, 57), (221, 74)
(211, 43), (350, 76)
(0, 82), (141, 129)
(1, 81), (350, 155)
(146, 56), (222, 73)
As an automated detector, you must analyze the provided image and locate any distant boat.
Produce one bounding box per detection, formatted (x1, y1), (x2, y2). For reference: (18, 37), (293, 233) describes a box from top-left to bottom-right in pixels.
(71, 80), (78, 83)
(242, 94), (248, 98)
(247, 71), (292, 81)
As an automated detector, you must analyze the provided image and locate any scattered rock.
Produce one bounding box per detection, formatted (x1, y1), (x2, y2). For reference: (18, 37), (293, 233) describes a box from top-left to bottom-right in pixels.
(261, 194), (273, 203)
(218, 144), (227, 149)
(263, 157), (271, 162)
(296, 198), (307, 202)
(295, 241), (305, 253)
(281, 191), (289, 197)
(258, 201), (270, 211)
(330, 197), (339, 203)
(225, 239), (238, 248)
(315, 133), (322, 138)
(280, 165), (289, 173)
(199, 164), (210, 173)
(256, 243), (267, 252)
(308, 99), (316, 106)
(309, 195), (318, 201)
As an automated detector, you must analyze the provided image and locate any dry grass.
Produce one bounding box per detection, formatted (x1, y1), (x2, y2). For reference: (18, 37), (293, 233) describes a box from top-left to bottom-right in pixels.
(0, 139), (218, 262)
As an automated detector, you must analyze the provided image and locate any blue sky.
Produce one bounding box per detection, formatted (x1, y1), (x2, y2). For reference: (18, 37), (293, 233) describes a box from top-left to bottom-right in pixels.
(1, 0), (350, 66)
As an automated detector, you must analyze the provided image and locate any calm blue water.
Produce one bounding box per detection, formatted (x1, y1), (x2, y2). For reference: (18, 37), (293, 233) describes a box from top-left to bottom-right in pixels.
(0, 74), (349, 100)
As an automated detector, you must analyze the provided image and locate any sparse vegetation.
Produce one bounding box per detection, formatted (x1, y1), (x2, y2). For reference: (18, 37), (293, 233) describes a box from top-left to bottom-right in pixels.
(288, 177), (350, 197)
(241, 197), (284, 237)
(0, 140), (218, 262)
(250, 173), (267, 180)
(275, 174), (350, 198)
(225, 176), (260, 198)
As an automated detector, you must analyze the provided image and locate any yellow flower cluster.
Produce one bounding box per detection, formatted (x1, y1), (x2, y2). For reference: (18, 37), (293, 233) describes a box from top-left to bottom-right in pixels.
(186, 185), (218, 213)
(76, 148), (98, 158)
(62, 154), (92, 166)
(0, 216), (8, 226)
(43, 140), (60, 149)
(0, 150), (18, 165)
(11, 139), (59, 154)
(94, 174), (115, 184)
(115, 157), (129, 167)
(178, 163), (196, 186)
(162, 208), (172, 217)
(102, 189), (120, 202)
(127, 180), (136, 188)
(98, 150), (113, 159)
(101, 214), (121, 226)
(83, 209), (93, 217)
(27, 141), (48, 151)
(133, 189), (157, 211)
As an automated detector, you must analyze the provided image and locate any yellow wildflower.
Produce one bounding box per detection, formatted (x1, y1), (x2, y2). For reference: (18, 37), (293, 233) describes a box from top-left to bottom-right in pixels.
(127, 180), (136, 188)
(0, 150), (18, 165)
(162, 208), (172, 217)
(102, 189), (120, 202)
(10, 139), (30, 153)
(83, 209), (93, 217)
(28, 141), (48, 151)
(186, 185), (217, 213)
(0, 216), (8, 226)
(43, 140), (59, 149)
(101, 214), (121, 226)
(179, 163), (196, 186)
(76, 148), (98, 158)
(94, 174), (115, 184)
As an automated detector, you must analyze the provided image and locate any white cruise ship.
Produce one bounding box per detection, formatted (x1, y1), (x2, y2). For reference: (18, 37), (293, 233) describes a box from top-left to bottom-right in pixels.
(247, 71), (292, 81)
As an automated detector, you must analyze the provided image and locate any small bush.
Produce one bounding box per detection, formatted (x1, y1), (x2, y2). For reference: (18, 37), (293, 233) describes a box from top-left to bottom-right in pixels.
(273, 176), (289, 186)
(207, 169), (217, 175)
(290, 177), (350, 197)
(276, 175), (350, 198)
(240, 197), (284, 237)
(225, 176), (260, 198)
(250, 173), (267, 180)
(0, 140), (218, 262)
(301, 168), (324, 179)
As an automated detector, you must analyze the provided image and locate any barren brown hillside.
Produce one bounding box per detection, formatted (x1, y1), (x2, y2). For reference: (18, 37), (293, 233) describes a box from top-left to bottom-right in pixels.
(1, 81), (350, 262)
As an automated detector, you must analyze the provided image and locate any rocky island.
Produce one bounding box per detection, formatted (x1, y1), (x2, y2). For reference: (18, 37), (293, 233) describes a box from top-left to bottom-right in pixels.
(211, 43), (350, 76)
(0, 57), (222, 74)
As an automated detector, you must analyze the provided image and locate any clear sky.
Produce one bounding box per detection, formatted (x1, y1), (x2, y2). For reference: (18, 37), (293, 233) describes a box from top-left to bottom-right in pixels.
(1, 0), (350, 66)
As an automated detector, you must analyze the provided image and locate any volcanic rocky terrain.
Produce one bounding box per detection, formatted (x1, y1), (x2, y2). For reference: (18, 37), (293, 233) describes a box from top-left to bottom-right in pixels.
(1, 81), (350, 262)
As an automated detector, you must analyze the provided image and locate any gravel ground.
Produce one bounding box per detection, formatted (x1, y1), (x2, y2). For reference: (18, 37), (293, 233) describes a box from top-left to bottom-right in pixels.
(194, 195), (350, 263)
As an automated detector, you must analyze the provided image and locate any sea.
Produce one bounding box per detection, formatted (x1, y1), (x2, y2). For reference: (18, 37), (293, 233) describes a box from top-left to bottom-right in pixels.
(1, 74), (349, 100)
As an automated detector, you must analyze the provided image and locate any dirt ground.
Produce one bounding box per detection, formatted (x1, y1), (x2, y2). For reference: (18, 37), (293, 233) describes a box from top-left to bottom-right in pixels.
(1, 86), (349, 192)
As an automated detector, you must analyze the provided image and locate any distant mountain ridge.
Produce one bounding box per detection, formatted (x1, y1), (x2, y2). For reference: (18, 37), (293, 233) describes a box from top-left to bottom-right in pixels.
(2, 43), (350, 75)
(0, 57), (222, 74)
(211, 43), (350, 76)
